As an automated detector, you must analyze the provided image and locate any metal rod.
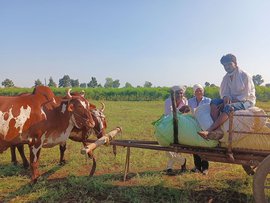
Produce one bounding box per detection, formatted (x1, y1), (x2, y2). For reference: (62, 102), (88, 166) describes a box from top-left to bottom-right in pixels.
(171, 90), (179, 144)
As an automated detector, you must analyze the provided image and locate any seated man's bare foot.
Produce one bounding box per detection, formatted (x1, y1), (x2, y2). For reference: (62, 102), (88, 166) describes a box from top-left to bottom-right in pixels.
(197, 131), (209, 140)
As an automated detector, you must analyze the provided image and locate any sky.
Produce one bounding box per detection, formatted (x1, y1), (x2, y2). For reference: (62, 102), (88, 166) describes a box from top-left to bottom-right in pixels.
(1, 1), (270, 88)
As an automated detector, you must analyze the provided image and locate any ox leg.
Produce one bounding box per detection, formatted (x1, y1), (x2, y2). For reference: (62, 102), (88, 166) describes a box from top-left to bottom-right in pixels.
(59, 143), (67, 165)
(29, 145), (41, 183)
(17, 144), (29, 168)
(10, 146), (18, 166)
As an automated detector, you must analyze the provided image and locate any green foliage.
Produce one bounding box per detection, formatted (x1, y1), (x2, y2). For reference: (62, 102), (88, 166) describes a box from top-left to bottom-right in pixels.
(112, 79), (120, 88)
(48, 76), (57, 87)
(0, 87), (33, 96)
(104, 78), (120, 88)
(144, 81), (152, 88)
(205, 82), (210, 87)
(124, 82), (133, 88)
(80, 83), (87, 88)
(104, 77), (114, 88)
(34, 79), (43, 87)
(59, 75), (71, 87)
(1, 78), (15, 87)
(252, 74), (264, 86)
(87, 77), (98, 88)
(255, 86), (270, 102)
(1, 86), (270, 102)
(70, 79), (79, 87)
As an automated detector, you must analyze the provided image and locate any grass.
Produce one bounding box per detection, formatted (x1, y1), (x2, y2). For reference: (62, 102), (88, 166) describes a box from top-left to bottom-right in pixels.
(0, 100), (269, 202)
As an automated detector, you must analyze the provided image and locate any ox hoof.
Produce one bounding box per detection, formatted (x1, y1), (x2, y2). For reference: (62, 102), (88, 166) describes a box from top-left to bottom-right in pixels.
(12, 161), (18, 166)
(23, 163), (30, 169)
(59, 160), (66, 165)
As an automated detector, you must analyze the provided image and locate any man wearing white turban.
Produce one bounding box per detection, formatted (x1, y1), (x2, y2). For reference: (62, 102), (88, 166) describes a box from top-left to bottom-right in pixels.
(164, 85), (188, 175)
(164, 85), (188, 115)
(188, 84), (211, 175)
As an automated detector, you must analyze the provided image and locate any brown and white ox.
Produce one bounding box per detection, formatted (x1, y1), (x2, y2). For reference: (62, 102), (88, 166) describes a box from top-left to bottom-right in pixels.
(0, 86), (95, 182)
(59, 102), (107, 164)
(9, 94), (107, 168)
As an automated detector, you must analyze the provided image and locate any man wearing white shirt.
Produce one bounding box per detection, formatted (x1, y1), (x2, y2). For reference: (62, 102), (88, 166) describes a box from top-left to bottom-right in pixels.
(198, 54), (256, 140)
(188, 84), (211, 175)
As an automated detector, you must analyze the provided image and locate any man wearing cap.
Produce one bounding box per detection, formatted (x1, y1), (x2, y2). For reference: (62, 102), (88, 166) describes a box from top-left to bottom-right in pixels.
(198, 54), (256, 140)
(188, 84), (211, 175)
(164, 85), (188, 115)
(164, 85), (188, 175)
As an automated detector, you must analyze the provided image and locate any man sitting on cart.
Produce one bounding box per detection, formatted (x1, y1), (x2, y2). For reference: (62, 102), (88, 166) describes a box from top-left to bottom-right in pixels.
(198, 53), (256, 140)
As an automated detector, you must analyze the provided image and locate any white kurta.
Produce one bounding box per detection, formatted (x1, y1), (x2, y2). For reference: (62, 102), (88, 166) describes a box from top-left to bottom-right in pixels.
(220, 67), (256, 106)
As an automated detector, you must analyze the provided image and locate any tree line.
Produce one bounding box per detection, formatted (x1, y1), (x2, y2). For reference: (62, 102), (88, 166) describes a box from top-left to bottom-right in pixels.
(1, 75), (153, 88)
(1, 74), (267, 88)
(1, 86), (270, 102)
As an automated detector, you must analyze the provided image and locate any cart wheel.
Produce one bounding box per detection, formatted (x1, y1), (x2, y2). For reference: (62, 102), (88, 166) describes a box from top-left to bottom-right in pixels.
(253, 155), (270, 203)
(242, 164), (256, 175)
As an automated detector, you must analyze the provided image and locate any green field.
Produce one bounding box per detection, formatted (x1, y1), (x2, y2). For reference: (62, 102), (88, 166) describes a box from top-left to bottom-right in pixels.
(0, 101), (269, 202)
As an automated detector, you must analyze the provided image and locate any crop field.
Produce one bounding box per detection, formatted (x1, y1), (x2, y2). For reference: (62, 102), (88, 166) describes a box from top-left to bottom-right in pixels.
(0, 101), (270, 202)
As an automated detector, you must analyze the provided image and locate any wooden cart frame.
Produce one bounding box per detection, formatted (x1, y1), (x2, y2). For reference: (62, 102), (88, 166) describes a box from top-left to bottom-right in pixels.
(112, 92), (270, 203)
(85, 91), (270, 202)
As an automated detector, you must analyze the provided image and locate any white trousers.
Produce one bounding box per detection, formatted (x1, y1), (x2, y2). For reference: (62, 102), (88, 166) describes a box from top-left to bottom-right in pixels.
(166, 152), (186, 169)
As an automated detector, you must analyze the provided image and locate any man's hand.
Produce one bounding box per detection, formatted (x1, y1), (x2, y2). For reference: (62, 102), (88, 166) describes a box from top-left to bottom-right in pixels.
(223, 96), (231, 105)
(179, 105), (190, 113)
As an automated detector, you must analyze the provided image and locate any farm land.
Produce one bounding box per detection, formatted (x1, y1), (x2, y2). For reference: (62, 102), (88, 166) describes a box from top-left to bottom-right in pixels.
(0, 100), (269, 202)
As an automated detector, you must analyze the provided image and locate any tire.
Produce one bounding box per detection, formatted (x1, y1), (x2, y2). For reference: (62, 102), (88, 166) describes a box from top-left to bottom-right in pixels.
(242, 164), (256, 175)
(253, 155), (270, 203)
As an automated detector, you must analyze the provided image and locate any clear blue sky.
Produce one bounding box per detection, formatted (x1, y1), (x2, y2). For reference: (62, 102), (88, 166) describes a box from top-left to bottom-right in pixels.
(1, 1), (270, 88)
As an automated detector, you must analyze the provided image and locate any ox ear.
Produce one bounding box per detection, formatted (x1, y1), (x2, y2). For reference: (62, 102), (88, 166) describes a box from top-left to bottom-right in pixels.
(68, 103), (74, 112)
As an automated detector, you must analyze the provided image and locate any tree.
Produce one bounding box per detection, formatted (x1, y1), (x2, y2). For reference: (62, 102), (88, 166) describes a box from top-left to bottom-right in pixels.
(104, 78), (120, 88)
(59, 75), (71, 87)
(71, 79), (79, 87)
(143, 81), (152, 88)
(252, 74), (264, 86)
(1, 78), (14, 87)
(80, 83), (87, 88)
(124, 82), (133, 88)
(205, 82), (210, 87)
(87, 77), (98, 88)
(112, 79), (120, 88)
(48, 76), (57, 87)
(34, 79), (43, 86)
(104, 77), (114, 88)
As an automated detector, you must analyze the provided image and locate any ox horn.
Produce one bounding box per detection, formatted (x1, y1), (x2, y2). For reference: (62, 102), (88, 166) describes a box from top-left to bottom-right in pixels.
(80, 90), (85, 97)
(66, 89), (72, 99)
(100, 102), (105, 112)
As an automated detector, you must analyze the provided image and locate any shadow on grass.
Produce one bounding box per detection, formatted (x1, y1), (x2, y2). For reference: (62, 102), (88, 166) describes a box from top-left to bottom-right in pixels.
(0, 162), (64, 178)
(0, 169), (255, 203)
(0, 163), (29, 177)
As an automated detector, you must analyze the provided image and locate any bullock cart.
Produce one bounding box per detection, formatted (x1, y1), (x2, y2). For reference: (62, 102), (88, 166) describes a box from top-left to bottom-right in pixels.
(83, 92), (270, 203)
